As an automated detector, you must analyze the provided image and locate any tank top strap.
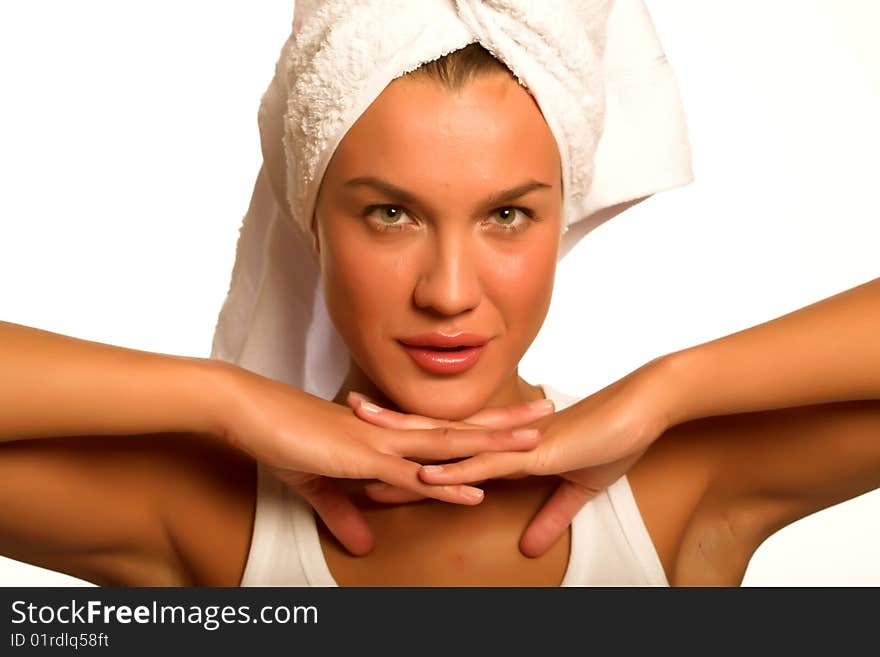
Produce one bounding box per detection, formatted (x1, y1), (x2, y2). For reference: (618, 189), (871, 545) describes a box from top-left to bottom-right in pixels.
(541, 383), (669, 586)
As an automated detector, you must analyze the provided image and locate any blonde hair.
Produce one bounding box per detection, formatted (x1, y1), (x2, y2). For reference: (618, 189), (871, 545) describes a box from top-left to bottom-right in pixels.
(408, 42), (513, 90)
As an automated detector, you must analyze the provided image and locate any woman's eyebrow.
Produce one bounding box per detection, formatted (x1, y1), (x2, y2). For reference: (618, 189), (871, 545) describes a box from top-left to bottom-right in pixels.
(344, 176), (553, 206)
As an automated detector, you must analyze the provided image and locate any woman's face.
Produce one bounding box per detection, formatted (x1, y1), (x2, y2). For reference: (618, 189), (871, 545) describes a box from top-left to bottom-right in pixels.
(314, 71), (563, 420)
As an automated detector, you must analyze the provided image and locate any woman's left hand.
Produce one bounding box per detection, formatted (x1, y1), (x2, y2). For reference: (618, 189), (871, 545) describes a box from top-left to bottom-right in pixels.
(346, 359), (671, 558)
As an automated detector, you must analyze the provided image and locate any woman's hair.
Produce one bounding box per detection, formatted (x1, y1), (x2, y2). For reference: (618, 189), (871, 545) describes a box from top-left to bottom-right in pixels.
(408, 42), (513, 90)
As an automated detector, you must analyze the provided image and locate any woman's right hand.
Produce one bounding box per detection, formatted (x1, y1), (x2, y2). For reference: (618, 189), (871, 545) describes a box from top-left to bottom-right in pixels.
(217, 365), (549, 556)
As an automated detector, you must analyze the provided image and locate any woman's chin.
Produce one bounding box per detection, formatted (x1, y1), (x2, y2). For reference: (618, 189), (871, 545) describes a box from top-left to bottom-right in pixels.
(392, 388), (490, 422)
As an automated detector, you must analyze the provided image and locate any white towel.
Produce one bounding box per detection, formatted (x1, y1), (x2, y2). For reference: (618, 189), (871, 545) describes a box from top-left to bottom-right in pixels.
(210, 0), (693, 400)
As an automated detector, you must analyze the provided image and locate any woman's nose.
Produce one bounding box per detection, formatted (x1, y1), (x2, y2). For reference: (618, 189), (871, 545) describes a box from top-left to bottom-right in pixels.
(412, 234), (482, 316)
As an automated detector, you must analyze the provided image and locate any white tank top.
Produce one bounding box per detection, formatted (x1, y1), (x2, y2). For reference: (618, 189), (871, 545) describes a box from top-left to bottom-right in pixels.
(239, 384), (669, 586)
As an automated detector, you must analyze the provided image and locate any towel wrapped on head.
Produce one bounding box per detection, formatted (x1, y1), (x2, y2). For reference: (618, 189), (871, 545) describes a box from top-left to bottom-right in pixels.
(212, 0), (693, 400)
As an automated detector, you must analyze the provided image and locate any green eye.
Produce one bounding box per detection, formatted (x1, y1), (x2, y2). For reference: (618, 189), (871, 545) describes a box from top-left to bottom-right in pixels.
(362, 204), (537, 234)
(496, 208), (516, 224)
(488, 207), (535, 233)
(362, 205), (415, 233)
(378, 207), (402, 223)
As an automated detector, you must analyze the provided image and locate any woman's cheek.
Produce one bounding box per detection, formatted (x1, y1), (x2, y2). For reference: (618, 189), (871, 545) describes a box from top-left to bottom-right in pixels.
(487, 244), (556, 338)
(323, 247), (408, 360)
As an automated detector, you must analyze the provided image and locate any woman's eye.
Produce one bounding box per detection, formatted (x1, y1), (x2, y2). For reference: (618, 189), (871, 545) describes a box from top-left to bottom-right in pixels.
(362, 204), (536, 233)
(363, 205), (415, 232)
(486, 207), (535, 233)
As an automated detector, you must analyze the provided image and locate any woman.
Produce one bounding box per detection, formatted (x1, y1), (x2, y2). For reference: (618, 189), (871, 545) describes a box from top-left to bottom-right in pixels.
(2, 2), (879, 586)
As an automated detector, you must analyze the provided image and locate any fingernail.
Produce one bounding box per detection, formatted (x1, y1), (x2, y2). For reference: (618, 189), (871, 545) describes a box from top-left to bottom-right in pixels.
(421, 464), (444, 474)
(360, 401), (382, 414)
(512, 429), (539, 440)
(461, 486), (484, 501)
(528, 399), (555, 412)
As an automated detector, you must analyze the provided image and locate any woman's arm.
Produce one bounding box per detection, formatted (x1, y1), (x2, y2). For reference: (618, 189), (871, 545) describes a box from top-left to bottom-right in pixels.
(0, 431), (254, 586)
(641, 277), (880, 570)
(0, 320), (246, 584)
(631, 397), (880, 584)
(0, 320), (231, 443)
(659, 276), (880, 428)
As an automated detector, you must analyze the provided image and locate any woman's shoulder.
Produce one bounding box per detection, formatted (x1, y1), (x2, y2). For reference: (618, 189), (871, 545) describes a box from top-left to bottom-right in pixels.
(154, 436), (257, 586)
(0, 430), (255, 586)
(628, 414), (763, 586)
(538, 381), (755, 585)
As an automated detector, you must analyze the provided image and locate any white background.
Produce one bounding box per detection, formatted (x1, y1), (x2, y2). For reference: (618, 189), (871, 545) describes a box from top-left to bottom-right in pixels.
(1, 1), (878, 585)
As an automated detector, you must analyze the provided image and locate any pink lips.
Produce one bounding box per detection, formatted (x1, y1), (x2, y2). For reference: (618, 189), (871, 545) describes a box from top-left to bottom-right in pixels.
(398, 332), (489, 375)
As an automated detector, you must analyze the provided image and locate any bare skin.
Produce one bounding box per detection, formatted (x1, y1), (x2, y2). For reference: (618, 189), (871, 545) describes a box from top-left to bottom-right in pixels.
(3, 72), (879, 587)
(6, 394), (879, 586)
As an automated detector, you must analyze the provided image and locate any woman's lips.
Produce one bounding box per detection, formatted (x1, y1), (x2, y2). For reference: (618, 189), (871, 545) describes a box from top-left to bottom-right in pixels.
(398, 342), (485, 375)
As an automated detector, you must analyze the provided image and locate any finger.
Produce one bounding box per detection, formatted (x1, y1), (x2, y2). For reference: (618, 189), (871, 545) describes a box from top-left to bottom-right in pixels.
(364, 476), (491, 504)
(363, 482), (427, 504)
(349, 393), (555, 432)
(518, 480), (597, 558)
(367, 450), (485, 505)
(293, 477), (375, 556)
(347, 390), (393, 412)
(346, 390), (376, 408)
(350, 397), (463, 430)
(463, 398), (556, 429)
(417, 451), (528, 484)
(386, 425), (540, 460)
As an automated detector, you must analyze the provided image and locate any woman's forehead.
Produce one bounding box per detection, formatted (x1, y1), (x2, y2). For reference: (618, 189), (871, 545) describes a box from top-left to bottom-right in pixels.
(328, 73), (562, 187)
